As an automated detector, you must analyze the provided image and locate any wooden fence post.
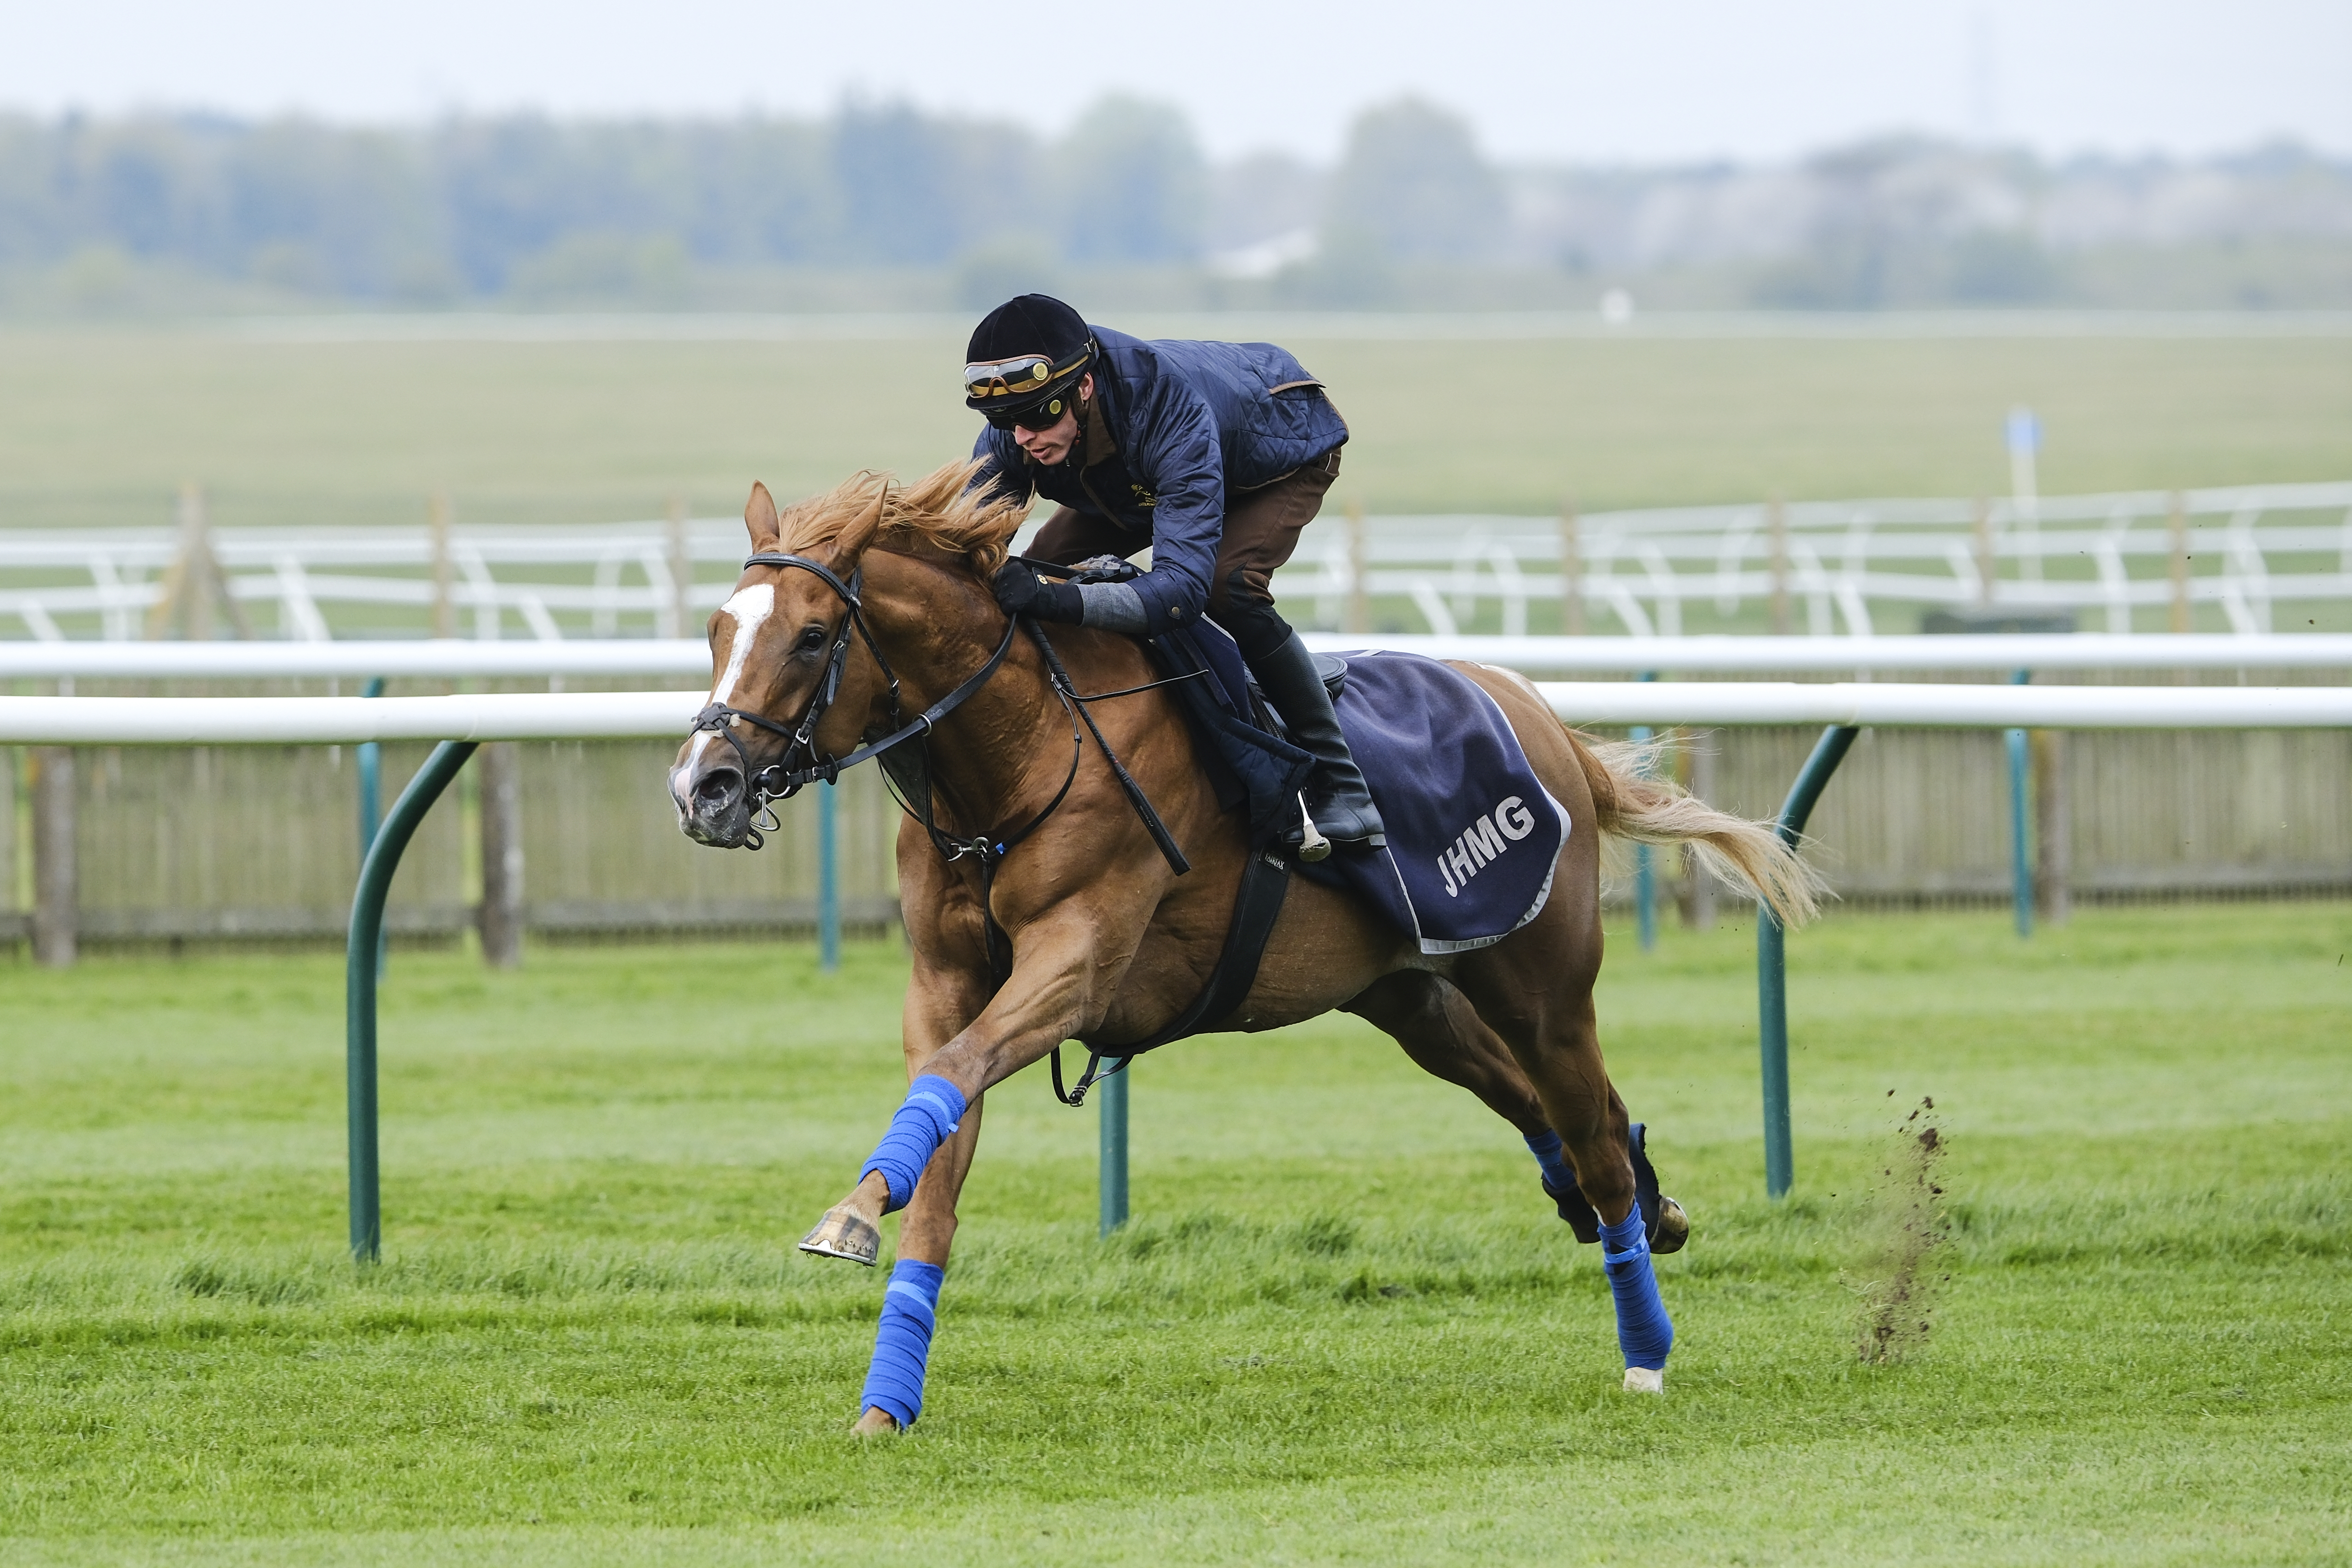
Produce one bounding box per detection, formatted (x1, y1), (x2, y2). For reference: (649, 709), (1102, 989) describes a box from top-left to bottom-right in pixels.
(1768, 496), (1791, 635)
(1559, 501), (1584, 636)
(144, 483), (253, 642)
(2033, 730), (2071, 926)
(667, 496), (694, 640)
(2168, 491), (2192, 635)
(1974, 497), (1997, 607)
(477, 742), (524, 968)
(1344, 500), (1369, 635)
(429, 493), (455, 640)
(32, 747), (74, 967)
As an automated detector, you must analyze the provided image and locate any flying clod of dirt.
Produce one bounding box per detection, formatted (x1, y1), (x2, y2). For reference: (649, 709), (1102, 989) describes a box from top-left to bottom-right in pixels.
(1856, 1095), (1952, 1365)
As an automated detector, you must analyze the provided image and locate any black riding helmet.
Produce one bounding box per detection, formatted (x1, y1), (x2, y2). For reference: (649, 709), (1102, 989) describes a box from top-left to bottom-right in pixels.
(964, 294), (1095, 431)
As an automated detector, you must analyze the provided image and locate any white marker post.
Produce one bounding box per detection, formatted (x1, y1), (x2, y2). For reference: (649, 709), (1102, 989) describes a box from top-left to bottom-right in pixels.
(2007, 405), (2042, 582)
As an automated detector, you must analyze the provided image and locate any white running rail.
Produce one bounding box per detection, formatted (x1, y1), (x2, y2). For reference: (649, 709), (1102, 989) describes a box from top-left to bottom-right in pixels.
(0, 683), (2342, 746)
(0, 633), (2344, 681)
(3, 482), (2347, 645)
(1287, 482), (2352, 638)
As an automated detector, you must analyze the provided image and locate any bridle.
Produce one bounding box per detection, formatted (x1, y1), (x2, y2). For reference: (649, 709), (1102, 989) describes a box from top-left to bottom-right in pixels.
(689, 550), (1024, 845)
(686, 549), (1189, 875)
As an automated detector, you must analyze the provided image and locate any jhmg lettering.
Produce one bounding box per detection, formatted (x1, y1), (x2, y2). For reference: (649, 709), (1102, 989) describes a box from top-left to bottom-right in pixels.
(1439, 795), (1538, 897)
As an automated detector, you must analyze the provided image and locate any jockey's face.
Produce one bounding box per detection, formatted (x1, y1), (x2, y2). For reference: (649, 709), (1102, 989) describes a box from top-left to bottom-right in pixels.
(1012, 373), (1092, 465)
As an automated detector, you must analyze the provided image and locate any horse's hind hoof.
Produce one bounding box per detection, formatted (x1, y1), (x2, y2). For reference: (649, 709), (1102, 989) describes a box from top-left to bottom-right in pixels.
(798, 1206), (881, 1266)
(1623, 1366), (1665, 1395)
(852, 1407), (901, 1436)
(1628, 1123), (1688, 1253)
(1652, 1197), (1690, 1256)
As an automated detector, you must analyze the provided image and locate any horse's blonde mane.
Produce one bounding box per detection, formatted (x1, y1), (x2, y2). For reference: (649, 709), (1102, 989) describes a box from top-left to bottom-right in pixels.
(775, 459), (1027, 576)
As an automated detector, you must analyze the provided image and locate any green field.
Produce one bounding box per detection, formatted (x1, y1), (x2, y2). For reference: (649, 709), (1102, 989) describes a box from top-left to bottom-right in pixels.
(0, 321), (2347, 530)
(2, 904), (2346, 1565)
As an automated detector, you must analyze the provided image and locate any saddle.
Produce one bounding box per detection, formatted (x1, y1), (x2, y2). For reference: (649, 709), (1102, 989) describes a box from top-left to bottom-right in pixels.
(1028, 561), (1565, 1100)
(1025, 558), (1329, 1103)
(1058, 550), (1336, 856)
(1046, 615), (1309, 1104)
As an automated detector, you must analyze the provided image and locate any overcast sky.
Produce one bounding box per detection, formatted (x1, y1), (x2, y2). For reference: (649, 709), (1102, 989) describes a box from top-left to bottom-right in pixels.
(5, 0), (2346, 164)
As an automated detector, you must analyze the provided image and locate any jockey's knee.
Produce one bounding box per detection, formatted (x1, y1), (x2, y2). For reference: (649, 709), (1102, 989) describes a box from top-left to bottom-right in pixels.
(1213, 567), (1292, 660)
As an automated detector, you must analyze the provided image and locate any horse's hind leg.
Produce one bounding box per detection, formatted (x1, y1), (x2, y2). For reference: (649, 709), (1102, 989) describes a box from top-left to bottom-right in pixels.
(1345, 973), (1681, 1249)
(1344, 972), (1603, 1241)
(1345, 972), (1548, 1135)
(1451, 926), (1678, 1391)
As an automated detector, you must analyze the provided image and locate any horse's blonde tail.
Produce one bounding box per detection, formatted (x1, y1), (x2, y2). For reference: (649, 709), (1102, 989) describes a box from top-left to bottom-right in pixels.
(1566, 728), (1826, 928)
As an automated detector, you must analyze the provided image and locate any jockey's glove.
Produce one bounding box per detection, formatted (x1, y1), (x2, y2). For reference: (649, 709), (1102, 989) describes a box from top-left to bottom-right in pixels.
(991, 560), (1084, 624)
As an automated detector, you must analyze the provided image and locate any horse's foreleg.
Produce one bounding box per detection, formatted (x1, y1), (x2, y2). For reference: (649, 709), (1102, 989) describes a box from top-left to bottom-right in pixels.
(803, 934), (998, 1435)
(808, 911), (1137, 1432)
(818, 903), (1129, 1222)
(807, 925), (1105, 1249)
(850, 1091), (985, 1435)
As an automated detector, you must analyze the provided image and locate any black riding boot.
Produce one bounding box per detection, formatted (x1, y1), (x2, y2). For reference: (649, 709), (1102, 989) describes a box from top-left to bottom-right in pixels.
(1250, 631), (1386, 855)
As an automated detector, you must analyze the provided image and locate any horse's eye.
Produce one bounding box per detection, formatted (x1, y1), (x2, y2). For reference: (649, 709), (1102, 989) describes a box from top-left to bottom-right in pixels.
(796, 625), (828, 653)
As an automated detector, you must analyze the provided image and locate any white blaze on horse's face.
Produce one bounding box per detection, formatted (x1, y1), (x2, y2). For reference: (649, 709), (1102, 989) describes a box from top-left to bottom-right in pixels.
(711, 582), (776, 707)
(675, 581), (776, 784)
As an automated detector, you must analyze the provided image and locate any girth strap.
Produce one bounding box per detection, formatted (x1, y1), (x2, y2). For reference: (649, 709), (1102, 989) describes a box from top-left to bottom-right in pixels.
(1051, 849), (1292, 1106)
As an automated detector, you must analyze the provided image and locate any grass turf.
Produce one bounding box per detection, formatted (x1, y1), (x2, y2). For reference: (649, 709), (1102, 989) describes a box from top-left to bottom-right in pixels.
(1, 903), (2346, 1563)
(0, 326), (2347, 530)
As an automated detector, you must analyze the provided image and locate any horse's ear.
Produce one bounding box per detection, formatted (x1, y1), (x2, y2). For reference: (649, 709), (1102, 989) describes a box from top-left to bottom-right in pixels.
(826, 484), (888, 565)
(744, 483), (780, 550)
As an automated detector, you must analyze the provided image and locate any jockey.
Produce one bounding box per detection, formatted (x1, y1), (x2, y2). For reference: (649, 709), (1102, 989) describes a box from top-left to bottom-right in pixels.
(965, 293), (1386, 851)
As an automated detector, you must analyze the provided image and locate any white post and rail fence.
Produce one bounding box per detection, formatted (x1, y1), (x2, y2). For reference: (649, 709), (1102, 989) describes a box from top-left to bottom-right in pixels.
(0, 637), (2345, 1251)
(8, 633), (2347, 966)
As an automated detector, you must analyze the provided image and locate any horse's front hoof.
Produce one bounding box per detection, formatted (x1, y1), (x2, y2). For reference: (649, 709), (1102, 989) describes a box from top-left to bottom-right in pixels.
(798, 1206), (881, 1266)
(1623, 1366), (1665, 1395)
(1652, 1197), (1690, 1256)
(852, 1407), (901, 1436)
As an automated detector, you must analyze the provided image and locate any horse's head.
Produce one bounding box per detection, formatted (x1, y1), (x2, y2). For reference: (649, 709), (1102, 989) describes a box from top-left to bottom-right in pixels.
(670, 478), (890, 848)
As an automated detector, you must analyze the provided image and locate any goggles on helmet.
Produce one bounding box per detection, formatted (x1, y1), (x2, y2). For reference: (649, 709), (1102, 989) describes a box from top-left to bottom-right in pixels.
(963, 338), (1093, 420)
(963, 354), (1059, 399)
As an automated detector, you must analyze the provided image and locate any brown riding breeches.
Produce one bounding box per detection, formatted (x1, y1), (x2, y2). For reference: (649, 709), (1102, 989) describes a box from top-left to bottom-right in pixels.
(1028, 447), (1343, 659)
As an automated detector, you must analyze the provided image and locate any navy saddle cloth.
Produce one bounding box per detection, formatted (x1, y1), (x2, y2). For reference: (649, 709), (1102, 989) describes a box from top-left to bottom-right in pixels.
(1148, 627), (1568, 954)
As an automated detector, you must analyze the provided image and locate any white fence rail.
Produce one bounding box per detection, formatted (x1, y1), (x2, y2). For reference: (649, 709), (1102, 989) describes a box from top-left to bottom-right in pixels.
(0, 683), (2343, 746)
(1281, 482), (2352, 637)
(0, 632), (2343, 682)
(3, 482), (2347, 645)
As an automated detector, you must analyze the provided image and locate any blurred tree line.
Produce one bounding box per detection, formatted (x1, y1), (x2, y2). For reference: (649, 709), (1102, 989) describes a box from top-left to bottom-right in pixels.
(2, 95), (2346, 312)
(0, 97), (1233, 303)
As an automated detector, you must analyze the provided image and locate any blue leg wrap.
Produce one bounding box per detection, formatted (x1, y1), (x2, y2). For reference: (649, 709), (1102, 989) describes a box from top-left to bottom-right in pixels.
(860, 1259), (943, 1428)
(1600, 1207), (1674, 1370)
(1524, 1128), (1575, 1191)
(861, 1074), (967, 1214)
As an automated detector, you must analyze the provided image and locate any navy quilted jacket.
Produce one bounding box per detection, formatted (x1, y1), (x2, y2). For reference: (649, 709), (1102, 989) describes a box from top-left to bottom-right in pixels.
(970, 326), (1348, 637)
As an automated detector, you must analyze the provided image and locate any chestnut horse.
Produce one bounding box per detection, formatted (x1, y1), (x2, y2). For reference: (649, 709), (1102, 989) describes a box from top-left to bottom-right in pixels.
(671, 463), (1818, 1430)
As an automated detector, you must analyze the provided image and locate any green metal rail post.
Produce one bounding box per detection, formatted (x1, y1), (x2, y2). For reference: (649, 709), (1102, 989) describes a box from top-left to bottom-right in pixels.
(347, 739), (478, 1262)
(1098, 1061), (1129, 1236)
(817, 779), (841, 974)
(355, 677), (387, 980)
(1631, 672), (1659, 952)
(1756, 723), (1860, 1199)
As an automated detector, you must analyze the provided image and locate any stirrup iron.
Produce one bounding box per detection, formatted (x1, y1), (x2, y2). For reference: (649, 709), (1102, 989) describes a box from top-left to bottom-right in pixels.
(1296, 793), (1331, 863)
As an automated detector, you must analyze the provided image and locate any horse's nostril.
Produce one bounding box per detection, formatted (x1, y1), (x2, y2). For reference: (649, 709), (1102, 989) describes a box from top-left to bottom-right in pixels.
(695, 769), (743, 810)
